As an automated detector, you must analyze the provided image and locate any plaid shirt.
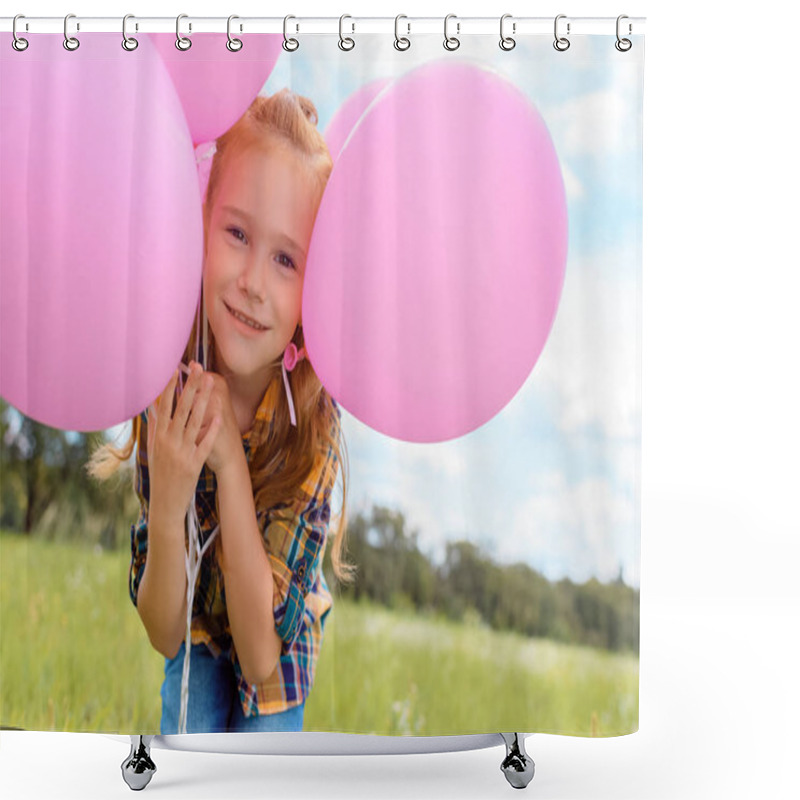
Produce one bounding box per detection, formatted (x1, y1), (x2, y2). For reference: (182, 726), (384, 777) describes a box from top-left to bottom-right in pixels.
(129, 372), (339, 718)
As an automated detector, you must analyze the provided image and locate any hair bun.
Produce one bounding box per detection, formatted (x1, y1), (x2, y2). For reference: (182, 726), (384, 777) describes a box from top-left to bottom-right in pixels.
(296, 95), (319, 127)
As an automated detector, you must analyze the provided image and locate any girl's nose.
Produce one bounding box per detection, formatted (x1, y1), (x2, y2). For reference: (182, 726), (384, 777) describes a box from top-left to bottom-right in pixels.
(239, 260), (267, 302)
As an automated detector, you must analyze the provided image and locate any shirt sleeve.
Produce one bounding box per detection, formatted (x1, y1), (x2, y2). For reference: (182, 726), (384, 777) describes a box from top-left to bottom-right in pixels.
(129, 410), (150, 607)
(260, 404), (341, 653)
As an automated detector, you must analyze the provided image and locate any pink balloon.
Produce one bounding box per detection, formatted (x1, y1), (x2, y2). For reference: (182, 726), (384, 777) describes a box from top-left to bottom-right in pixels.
(0, 33), (202, 432)
(303, 61), (568, 443)
(323, 77), (393, 160)
(148, 33), (283, 145)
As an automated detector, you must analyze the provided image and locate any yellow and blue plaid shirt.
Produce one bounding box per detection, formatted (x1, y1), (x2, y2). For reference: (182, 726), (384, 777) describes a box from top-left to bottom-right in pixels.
(129, 372), (339, 717)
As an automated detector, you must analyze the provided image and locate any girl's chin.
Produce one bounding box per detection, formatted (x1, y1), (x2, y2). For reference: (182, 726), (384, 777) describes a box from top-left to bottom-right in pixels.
(215, 340), (274, 377)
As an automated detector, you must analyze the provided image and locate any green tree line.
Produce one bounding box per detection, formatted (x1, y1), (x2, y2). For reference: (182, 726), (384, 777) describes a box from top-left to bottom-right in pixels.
(324, 505), (639, 655)
(1, 399), (639, 654)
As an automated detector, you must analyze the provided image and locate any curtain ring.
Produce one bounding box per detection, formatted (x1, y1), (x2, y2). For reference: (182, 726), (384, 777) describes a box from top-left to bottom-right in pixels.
(394, 14), (411, 51)
(553, 14), (570, 52)
(64, 13), (80, 51)
(339, 15), (355, 51)
(283, 15), (299, 51)
(615, 15), (632, 52)
(122, 14), (138, 51)
(12, 15), (29, 52)
(176, 13), (192, 51)
(499, 14), (516, 51)
(444, 14), (460, 51)
(227, 15), (243, 51)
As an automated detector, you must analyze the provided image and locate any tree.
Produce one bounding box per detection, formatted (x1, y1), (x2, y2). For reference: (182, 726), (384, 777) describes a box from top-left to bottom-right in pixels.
(0, 401), (138, 546)
(0, 402), (71, 533)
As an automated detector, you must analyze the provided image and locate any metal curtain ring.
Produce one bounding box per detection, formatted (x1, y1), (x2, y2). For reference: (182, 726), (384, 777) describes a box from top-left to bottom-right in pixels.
(615, 15), (632, 51)
(12, 14), (29, 51)
(339, 15), (355, 51)
(176, 13), (192, 51)
(499, 14), (516, 51)
(64, 13), (80, 51)
(227, 15), (243, 51)
(122, 14), (138, 51)
(394, 14), (411, 51)
(283, 15), (299, 51)
(553, 14), (570, 52)
(444, 14), (460, 51)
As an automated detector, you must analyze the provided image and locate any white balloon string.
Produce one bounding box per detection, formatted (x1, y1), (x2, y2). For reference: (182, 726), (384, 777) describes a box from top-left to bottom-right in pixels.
(178, 498), (219, 734)
(202, 299), (209, 369)
(178, 284), (219, 733)
(194, 293), (201, 366)
(282, 361), (297, 427)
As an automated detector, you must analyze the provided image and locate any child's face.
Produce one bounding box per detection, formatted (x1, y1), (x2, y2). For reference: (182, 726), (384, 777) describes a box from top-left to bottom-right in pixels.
(203, 144), (318, 385)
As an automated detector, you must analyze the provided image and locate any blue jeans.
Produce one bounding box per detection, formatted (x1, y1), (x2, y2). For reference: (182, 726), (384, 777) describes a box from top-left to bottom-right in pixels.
(160, 641), (305, 733)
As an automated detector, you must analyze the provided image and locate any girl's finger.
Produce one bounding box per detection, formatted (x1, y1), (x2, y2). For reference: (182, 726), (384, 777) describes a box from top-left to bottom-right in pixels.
(173, 364), (203, 434)
(146, 406), (156, 456)
(156, 369), (179, 437)
(146, 403), (157, 432)
(186, 374), (213, 444)
(196, 413), (222, 466)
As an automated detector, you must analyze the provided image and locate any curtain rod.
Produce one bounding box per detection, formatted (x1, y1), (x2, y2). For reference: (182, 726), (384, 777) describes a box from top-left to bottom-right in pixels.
(1, 16), (646, 36)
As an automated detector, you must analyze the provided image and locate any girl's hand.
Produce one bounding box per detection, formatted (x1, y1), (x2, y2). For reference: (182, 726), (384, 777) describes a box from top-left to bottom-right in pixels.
(147, 362), (221, 524)
(198, 370), (243, 477)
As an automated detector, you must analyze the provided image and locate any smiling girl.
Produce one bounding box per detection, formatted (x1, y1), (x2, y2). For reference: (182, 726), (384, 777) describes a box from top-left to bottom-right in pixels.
(89, 89), (354, 733)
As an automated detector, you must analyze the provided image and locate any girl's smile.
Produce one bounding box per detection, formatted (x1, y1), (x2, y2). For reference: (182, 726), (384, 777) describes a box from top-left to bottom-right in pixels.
(224, 300), (270, 333)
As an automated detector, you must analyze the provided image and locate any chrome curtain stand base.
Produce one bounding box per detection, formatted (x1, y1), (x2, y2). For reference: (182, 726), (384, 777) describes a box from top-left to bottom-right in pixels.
(500, 732), (535, 789)
(121, 735), (156, 791)
(120, 732), (534, 790)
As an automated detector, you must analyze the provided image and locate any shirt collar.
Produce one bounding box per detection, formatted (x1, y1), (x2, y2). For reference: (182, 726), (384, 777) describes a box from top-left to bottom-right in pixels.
(242, 370), (282, 456)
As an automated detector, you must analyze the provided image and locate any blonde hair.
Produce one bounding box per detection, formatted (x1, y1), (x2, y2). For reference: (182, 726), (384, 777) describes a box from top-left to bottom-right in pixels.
(88, 89), (355, 585)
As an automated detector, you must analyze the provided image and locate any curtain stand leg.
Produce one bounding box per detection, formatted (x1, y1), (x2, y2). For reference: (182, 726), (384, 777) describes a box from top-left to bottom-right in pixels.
(499, 732), (535, 789)
(121, 735), (156, 791)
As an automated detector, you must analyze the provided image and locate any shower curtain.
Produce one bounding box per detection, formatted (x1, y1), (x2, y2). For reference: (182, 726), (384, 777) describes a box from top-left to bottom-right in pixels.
(0, 17), (643, 739)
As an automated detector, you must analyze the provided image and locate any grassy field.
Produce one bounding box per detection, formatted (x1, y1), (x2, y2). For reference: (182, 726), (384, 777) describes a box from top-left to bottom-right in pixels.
(0, 531), (638, 736)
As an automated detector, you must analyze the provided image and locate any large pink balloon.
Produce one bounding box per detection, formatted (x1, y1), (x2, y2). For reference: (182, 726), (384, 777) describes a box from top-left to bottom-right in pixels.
(303, 61), (568, 443)
(148, 33), (283, 145)
(323, 77), (392, 160)
(0, 33), (202, 432)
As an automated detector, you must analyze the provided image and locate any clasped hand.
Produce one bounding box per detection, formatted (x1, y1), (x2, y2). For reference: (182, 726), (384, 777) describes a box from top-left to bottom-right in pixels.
(147, 361), (240, 520)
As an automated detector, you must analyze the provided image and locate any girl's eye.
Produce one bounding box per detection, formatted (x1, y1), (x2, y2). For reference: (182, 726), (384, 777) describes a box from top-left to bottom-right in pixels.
(225, 227), (295, 270)
(226, 227), (246, 244)
(277, 253), (296, 271)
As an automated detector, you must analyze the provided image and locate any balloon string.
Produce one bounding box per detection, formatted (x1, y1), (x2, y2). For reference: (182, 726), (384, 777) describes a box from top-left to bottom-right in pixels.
(178, 286), (223, 733)
(195, 293), (202, 367)
(178, 503), (219, 734)
(202, 297), (209, 370)
(178, 291), (219, 734)
(282, 360), (297, 427)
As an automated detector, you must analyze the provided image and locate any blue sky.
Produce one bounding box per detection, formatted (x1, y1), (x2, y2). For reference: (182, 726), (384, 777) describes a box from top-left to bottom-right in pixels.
(106, 32), (644, 588)
(265, 34), (642, 587)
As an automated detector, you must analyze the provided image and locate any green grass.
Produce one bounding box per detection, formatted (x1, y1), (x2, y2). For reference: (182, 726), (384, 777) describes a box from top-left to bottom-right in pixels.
(1, 532), (638, 736)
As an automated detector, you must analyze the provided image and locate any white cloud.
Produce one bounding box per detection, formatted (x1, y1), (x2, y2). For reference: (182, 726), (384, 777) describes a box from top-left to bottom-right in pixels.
(341, 412), (641, 587)
(341, 412), (487, 561)
(561, 160), (586, 201)
(608, 438), (641, 495)
(532, 246), (640, 440)
(545, 83), (641, 158)
(499, 471), (639, 586)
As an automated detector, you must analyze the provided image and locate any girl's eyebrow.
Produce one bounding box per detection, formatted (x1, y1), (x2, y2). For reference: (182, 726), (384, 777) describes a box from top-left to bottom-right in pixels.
(221, 205), (306, 259)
